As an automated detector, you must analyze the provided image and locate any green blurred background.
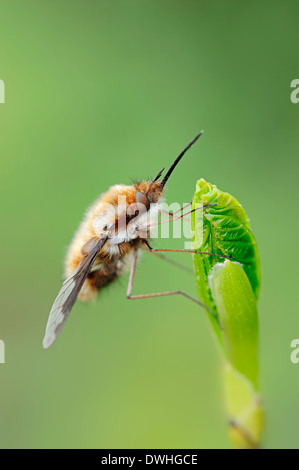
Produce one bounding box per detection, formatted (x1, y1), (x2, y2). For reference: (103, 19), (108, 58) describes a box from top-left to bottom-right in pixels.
(1, 0), (298, 449)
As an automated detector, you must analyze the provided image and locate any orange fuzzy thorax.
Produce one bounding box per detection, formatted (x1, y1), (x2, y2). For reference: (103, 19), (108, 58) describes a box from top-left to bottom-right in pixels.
(64, 181), (164, 300)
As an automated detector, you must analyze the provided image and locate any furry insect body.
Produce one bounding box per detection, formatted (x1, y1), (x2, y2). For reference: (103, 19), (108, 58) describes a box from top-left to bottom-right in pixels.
(65, 181), (164, 301)
(43, 132), (206, 349)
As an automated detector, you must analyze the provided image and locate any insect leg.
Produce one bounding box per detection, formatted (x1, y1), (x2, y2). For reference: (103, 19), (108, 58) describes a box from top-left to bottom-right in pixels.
(160, 201), (192, 219)
(126, 249), (220, 325)
(143, 239), (232, 260)
(150, 251), (193, 273)
(150, 202), (217, 229)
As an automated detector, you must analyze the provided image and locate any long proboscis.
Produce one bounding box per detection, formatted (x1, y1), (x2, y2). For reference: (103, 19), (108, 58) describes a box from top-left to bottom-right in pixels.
(161, 131), (204, 187)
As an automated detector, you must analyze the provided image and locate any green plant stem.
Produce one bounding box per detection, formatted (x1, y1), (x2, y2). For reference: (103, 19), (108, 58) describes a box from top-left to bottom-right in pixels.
(191, 179), (263, 449)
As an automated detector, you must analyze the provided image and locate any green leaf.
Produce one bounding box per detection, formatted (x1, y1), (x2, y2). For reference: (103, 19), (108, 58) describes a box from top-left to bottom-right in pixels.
(191, 178), (261, 300)
(191, 178), (262, 448)
(209, 260), (259, 387)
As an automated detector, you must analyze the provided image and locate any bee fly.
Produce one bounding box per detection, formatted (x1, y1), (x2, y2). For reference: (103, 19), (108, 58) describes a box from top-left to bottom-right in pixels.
(43, 131), (221, 349)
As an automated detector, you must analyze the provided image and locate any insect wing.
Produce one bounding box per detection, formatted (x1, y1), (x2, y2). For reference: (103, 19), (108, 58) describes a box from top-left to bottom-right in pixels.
(43, 236), (108, 349)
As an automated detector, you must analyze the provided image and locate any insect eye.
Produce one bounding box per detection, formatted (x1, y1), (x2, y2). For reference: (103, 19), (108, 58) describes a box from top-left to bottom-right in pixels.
(135, 191), (150, 210)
